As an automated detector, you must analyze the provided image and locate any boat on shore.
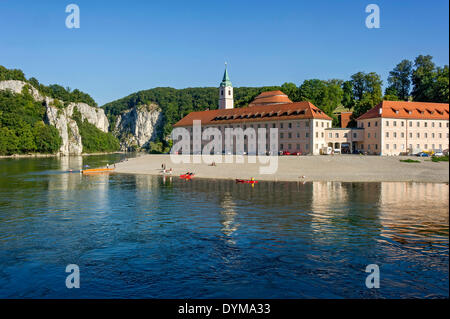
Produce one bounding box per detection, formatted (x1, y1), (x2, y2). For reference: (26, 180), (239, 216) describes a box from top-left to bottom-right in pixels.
(82, 168), (115, 174)
(236, 179), (258, 184)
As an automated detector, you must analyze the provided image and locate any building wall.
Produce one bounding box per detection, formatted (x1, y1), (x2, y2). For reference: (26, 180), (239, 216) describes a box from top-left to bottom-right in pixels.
(175, 117), (449, 156)
(357, 118), (382, 154)
(381, 118), (449, 155)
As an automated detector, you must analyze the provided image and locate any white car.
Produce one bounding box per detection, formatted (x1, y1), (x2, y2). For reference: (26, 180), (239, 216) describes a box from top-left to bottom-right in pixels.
(434, 151), (444, 157)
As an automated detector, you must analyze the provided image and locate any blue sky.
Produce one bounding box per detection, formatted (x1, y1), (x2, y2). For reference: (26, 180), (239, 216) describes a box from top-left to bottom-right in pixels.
(0, 0), (448, 105)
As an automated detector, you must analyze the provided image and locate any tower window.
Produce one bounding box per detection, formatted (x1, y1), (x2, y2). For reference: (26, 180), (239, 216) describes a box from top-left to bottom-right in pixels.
(228, 90), (231, 95)
(221, 90), (223, 96)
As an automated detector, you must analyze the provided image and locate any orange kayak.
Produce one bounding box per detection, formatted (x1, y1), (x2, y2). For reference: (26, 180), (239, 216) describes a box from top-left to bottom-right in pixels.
(82, 168), (115, 174)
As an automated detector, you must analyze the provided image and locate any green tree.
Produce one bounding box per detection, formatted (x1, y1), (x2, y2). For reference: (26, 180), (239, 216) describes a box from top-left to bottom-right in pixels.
(351, 72), (383, 118)
(412, 55), (436, 101)
(386, 59), (412, 100)
(342, 80), (355, 109)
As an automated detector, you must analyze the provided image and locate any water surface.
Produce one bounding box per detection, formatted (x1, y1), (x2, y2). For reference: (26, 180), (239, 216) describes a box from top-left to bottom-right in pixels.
(0, 155), (448, 298)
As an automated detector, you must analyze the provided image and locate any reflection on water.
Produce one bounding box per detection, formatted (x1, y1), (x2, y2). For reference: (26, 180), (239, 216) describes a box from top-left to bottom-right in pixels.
(0, 155), (448, 298)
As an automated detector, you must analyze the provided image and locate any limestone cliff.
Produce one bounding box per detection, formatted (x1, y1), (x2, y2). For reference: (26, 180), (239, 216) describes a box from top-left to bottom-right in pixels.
(0, 80), (109, 155)
(113, 103), (163, 151)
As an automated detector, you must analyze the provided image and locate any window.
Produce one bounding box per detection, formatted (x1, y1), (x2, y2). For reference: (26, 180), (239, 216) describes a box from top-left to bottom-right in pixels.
(375, 144), (378, 150)
(288, 144), (292, 149)
(327, 123), (330, 128)
(306, 144), (309, 149)
(316, 122), (318, 127)
(306, 133), (309, 137)
(353, 133), (357, 138)
(335, 133), (339, 138)
(297, 144), (300, 150)
(221, 90), (223, 96)
(368, 122), (371, 127)
(288, 123), (292, 129)
(432, 144), (435, 149)
(401, 133), (404, 138)
(280, 123), (284, 129)
(368, 133), (371, 138)
(439, 133), (442, 138)
(386, 132), (389, 138)
(297, 122), (300, 128)
(439, 122), (442, 128)
(375, 121), (378, 127)
(228, 90), (231, 95)
(306, 121), (310, 127)
(386, 121), (389, 126)
(432, 133), (435, 138)
(409, 133), (412, 138)
(315, 144), (318, 149)
(409, 121), (412, 127)
(394, 132), (397, 138)
(417, 144), (420, 149)
(425, 144), (428, 149)
(401, 121), (404, 127)
(424, 122), (428, 127)
(368, 144), (371, 150)
(280, 133), (284, 138)
(321, 122), (324, 127)
(321, 132), (324, 138)
(329, 133), (332, 138)
(432, 122), (435, 128)
(288, 133), (292, 138)
(425, 133), (428, 138)
(280, 144), (284, 149)
(316, 132), (319, 138)
(394, 144), (397, 150)
(272, 124), (276, 128)
(417, 133), (420, 138)
(361, 144), (364, 150)
(344, 133), (348, 138)
(386, 144), (389, 149)
(417, 122), (420, 127)
(297, 132), (300, 138)
(394, 121), (397, 127)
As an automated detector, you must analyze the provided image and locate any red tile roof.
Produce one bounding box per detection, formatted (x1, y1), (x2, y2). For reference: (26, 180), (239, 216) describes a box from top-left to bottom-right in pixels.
(173, 101), (332, 127)
(357, 101), (449, 121)
(248, 90), (292, 106)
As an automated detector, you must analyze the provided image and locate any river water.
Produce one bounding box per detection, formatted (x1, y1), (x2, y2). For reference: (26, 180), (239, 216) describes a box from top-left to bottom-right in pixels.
(0, 154), (448, 298)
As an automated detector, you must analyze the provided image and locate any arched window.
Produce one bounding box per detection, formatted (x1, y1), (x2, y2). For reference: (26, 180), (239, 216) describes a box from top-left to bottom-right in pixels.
(221, 90), (223, 96)
(228, 90), (231, 95)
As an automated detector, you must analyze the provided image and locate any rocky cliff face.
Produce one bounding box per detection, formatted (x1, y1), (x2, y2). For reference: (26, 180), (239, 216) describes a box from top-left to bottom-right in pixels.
(114, 103), (163, 151)
(0, 80), (109, 155)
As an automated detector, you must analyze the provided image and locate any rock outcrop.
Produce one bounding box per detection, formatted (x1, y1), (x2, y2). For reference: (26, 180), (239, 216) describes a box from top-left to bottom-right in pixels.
(114, 103), (163, 151)
(0, 80), (109, 155)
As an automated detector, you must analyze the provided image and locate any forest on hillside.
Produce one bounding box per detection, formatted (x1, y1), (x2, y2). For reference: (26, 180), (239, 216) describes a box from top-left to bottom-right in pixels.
(102, 55), (449, 140)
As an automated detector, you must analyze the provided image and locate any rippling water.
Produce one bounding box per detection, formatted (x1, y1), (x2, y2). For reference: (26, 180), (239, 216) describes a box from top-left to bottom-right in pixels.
(0, 155), (448, 298)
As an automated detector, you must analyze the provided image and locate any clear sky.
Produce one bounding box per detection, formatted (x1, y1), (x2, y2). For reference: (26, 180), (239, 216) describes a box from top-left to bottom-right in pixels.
(1, 0), (448, 105)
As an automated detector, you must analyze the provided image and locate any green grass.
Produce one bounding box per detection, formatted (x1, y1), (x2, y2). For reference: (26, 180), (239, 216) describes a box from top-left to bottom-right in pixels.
(400, 159), (421, 163)
(432, 155), (449, 162)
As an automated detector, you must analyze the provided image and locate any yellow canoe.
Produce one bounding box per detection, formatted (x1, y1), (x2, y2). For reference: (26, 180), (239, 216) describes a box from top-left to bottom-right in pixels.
(82, 168), (115, 174)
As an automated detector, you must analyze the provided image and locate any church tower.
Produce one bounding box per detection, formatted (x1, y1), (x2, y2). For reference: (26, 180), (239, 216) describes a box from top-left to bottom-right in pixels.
(218, 63), (234, 109)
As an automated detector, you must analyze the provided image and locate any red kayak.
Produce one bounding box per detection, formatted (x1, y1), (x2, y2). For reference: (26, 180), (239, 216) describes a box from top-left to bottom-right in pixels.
(180, 174), (194, 179)
(236, 179), (258, 184)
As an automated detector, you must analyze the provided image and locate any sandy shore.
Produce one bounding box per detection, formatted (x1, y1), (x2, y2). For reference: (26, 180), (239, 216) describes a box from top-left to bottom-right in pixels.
(114, 154), (449, 183)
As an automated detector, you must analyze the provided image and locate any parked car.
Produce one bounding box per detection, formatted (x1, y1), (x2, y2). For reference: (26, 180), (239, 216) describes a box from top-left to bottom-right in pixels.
(433, 150), (444, 157)
(416, 152), (430, 157)
(282, 150), (291, 156)
(290, 151), (302, 156)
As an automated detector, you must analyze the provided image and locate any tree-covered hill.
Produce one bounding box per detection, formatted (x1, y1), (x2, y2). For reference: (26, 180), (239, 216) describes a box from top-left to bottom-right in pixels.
(0, 65), (119, 155)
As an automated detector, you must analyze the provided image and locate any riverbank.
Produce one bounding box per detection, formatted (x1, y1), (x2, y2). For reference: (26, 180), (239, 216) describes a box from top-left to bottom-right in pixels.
(114, 154), (449, 183)
(0, 151), (126, 159)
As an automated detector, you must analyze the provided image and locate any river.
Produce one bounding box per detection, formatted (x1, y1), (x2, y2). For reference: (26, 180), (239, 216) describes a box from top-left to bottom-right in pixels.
(0, 154), (448, 298)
